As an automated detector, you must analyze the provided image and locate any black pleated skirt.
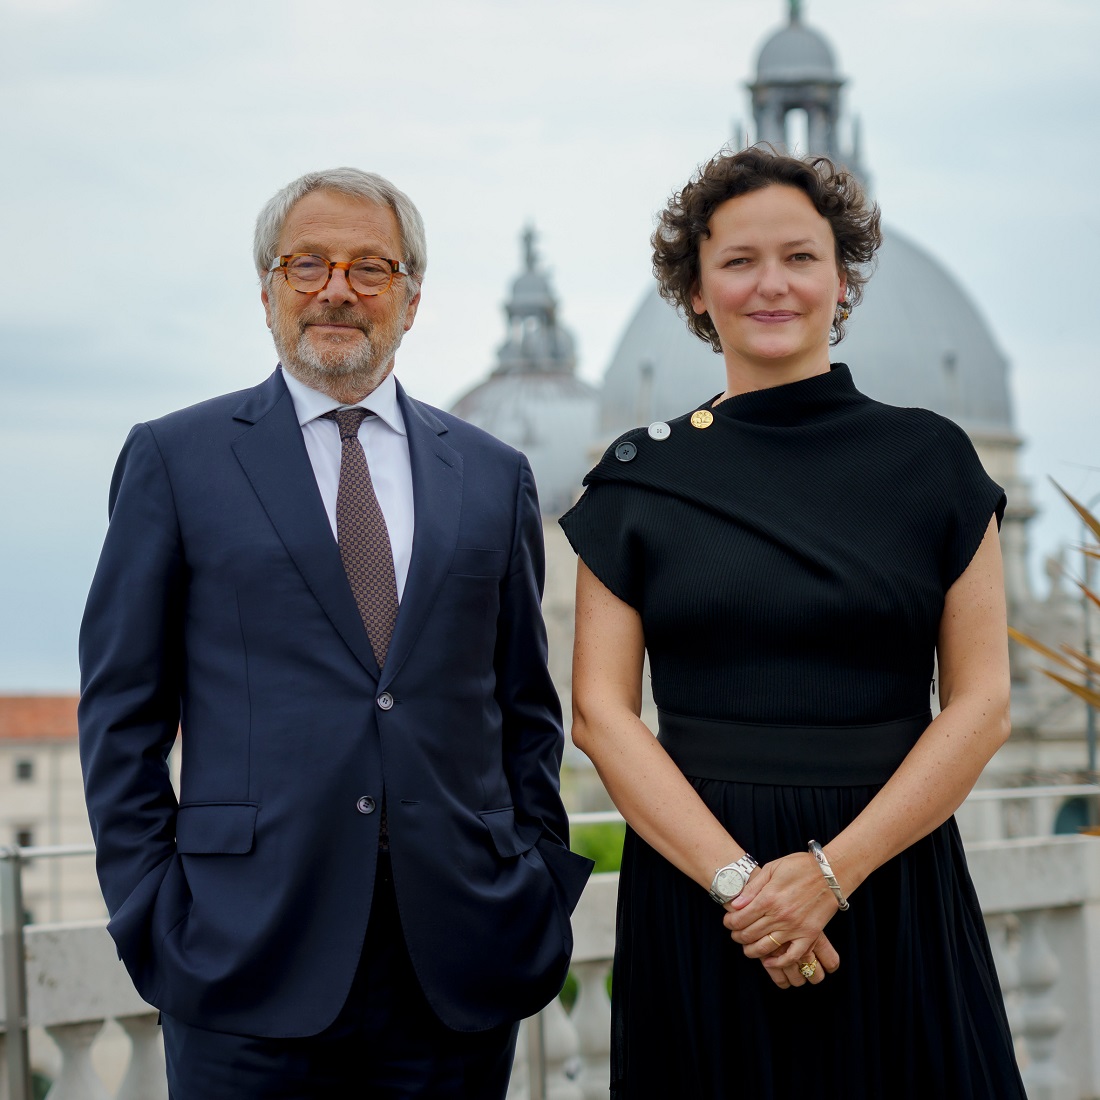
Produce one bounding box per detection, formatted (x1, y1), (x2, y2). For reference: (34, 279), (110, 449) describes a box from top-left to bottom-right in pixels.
(611, 746), (1026, 1097)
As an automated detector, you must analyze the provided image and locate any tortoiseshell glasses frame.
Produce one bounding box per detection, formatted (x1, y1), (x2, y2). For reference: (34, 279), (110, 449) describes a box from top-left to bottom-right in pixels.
(270, 254), (411, 297)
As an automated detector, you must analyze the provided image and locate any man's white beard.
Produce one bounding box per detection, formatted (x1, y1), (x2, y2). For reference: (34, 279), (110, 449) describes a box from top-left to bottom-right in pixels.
(272, 302), (404, 399)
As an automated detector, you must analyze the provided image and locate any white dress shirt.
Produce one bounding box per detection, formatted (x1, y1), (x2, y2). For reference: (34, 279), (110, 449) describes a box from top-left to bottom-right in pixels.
(281, 367), (414, 601)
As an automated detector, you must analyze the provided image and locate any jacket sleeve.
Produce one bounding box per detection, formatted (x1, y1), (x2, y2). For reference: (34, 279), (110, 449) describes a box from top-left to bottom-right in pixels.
(494, 456), (593, 910)
(78, 423), (185, 952)
(495, 457), (570, 847)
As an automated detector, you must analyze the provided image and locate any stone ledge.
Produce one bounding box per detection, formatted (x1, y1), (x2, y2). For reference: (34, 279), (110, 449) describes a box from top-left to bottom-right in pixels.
(966, 835), (1100, 913)
(23, 920), (151, 1026)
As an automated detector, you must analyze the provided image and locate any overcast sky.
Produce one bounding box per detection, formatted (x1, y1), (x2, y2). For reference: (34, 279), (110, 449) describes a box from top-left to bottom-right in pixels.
(2, 0), (1098, 690)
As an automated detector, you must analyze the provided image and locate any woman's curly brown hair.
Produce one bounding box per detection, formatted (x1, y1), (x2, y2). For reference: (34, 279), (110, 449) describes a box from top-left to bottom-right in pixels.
(652, 145), (882, 351)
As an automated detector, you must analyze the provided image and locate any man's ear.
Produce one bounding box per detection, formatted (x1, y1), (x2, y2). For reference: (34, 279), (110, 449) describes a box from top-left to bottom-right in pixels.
(402, 286), (422, 333)
(261, 283), (274, 330)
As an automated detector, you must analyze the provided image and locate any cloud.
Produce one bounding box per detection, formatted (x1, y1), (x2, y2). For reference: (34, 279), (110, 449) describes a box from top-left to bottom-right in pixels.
(2, 0), (1098, 685)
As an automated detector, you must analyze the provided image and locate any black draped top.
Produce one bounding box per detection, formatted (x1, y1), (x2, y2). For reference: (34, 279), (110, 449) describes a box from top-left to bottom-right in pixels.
(559, 365), (1005, 726)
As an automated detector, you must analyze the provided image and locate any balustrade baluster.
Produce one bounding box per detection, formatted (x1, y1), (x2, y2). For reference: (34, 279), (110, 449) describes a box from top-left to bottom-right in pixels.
(43, 1020), (109, 1100)
(114, 1014), (166, 1100)
(1017, 908), (1075, 1100)
(569, 959), (611, 1100)
(541, 997), (583, 1100)
(986, 913), (1023, 1044)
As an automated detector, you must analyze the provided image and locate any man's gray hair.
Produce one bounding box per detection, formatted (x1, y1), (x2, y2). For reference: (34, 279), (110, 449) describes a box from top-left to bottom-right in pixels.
(253, 167), (427, 294)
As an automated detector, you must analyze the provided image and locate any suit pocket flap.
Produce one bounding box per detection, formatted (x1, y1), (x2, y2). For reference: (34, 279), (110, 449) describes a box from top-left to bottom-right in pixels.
(176, 803), (258, 855)
(449, 547), (506, 578)
(479, 806), (538, 858)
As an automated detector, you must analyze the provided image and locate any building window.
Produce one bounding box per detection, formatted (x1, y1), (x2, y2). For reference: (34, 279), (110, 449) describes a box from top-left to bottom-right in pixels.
(15, 827), (34, 848)
(15, 758), (34, 782)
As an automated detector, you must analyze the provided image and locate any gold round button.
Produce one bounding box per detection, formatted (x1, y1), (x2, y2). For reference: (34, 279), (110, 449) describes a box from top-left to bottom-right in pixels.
(690, 410), (714, 429)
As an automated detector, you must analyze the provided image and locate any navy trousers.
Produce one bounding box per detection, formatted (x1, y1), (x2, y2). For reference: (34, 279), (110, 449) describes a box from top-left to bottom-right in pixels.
(162, 853), (520, 1099)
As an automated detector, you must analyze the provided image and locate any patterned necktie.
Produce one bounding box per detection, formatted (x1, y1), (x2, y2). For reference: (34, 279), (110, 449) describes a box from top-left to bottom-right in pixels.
(322, 408), (399, 667)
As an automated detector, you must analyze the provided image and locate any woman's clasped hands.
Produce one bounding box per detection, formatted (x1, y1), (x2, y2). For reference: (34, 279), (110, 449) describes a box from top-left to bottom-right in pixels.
(722, 851), (843, 990)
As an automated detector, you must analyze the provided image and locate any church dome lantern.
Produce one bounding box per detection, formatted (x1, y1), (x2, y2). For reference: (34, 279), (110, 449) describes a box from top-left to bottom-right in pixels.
(747, 0), (859, 176)
(450, 227), (598, 516)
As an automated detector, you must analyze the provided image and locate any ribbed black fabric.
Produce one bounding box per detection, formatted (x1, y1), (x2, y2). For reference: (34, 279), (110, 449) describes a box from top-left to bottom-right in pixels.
(559, 365), (1023, 1100)
(560, 364), (1006, 726)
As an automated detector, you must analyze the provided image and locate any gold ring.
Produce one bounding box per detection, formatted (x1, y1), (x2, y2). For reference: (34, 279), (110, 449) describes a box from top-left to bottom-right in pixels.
(799, 959), (817, 980)
(768, 933), (783, 950)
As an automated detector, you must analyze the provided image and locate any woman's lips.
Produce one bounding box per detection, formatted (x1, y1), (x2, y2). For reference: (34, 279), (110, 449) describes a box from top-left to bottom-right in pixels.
(748, 311), (799, 323)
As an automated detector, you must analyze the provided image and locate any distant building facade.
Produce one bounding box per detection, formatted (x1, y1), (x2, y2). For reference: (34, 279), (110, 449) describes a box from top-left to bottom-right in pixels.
(0, 695), (104, 922)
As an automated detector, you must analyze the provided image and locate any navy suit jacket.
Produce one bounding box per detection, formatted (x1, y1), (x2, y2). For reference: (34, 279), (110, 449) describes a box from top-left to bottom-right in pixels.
(78, 368), (592, 1038)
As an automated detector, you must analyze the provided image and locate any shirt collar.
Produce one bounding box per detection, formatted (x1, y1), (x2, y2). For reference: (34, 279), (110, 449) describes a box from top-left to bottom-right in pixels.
(280, 366), (406, 436)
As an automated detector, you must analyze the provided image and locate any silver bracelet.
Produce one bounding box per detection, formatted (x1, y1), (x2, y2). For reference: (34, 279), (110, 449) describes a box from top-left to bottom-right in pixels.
(808, 840), (850, 912)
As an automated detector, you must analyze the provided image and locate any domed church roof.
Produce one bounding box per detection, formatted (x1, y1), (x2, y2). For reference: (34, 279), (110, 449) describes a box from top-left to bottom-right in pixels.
(451, 227), (599, 516)
(599, 227), (1015, 439)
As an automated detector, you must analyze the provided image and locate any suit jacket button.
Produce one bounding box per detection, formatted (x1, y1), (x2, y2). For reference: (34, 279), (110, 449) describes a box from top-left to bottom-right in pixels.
(614, 441), (637, 463)
(356, 796), (376, 814)
(377, 692), (394, 710)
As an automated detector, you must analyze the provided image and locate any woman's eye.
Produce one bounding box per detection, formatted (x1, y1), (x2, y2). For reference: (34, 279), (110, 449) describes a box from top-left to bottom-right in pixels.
(791, 252), (815, 262)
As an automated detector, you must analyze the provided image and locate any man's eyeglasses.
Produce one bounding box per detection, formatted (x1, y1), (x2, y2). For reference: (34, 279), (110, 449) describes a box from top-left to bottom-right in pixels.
(270, 254), (410, 297)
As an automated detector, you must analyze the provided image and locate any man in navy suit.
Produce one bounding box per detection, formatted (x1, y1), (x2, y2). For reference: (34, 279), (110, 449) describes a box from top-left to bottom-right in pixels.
(78, 168), (592, 1099)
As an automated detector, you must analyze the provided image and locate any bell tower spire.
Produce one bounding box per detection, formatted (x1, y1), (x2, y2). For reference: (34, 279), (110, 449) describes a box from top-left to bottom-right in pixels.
(493, 225), (577, 378)
(747, 1), (867, 184)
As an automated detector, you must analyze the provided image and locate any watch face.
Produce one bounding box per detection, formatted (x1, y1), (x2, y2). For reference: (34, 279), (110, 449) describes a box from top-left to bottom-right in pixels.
(715, 867), (746, 899)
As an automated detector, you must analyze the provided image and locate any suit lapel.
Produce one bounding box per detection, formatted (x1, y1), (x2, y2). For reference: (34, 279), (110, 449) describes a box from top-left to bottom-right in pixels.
(231, 370), (381, 679)
(381, 384), (463, 686)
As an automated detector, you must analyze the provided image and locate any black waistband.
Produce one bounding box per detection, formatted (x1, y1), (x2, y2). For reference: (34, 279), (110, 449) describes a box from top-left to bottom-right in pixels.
(656, 710), (932, 787)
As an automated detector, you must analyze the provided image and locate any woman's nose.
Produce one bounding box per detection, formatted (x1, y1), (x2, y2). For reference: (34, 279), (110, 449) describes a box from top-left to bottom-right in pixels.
(756, 262), (788, 297)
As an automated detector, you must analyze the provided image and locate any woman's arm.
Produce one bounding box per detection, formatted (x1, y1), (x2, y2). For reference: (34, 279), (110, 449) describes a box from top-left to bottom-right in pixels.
(725, 516), (1011, 969)
(572, 558), (839, 985)
(572, 558), (747, 885)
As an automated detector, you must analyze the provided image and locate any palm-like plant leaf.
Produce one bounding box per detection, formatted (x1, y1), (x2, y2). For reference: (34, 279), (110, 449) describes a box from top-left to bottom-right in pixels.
(1060, 644), (1100, 676)
(1053, 479), (1100, 545)
(1041, 669), (1100, 710)
(1010, 486), (1100, 715)
(1008, 625), (1081, 674)
(1073, 579), (1100, 614)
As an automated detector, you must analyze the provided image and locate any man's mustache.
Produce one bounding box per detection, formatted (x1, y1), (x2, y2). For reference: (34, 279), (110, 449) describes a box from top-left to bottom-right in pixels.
(299, 307), (368, 332)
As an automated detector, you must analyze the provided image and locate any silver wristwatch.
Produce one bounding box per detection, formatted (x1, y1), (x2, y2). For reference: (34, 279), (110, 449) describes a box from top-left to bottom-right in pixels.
(708, 854), (760, 904)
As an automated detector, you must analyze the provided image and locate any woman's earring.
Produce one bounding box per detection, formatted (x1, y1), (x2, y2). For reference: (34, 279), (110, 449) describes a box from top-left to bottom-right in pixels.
(835, 300), (851, 323)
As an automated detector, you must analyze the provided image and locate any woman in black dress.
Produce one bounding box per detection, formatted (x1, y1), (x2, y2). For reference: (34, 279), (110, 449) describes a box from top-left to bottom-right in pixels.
(560, 147), (1025, 1098)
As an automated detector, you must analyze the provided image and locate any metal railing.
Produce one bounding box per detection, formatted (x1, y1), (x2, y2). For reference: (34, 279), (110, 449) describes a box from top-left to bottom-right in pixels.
(966, 782), (1100, 802)
(1, 843), (97, 1100)
(4, 787), (1100, 1100)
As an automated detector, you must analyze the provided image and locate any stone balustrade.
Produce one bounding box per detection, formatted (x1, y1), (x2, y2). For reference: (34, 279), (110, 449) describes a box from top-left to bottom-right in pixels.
(4, 799), (1100, 1099)
(0, 919), (166, 1100)
(968, 834), (1100, 1100)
